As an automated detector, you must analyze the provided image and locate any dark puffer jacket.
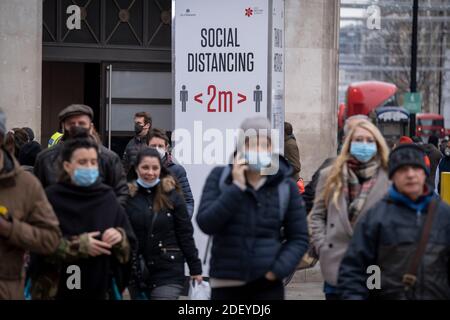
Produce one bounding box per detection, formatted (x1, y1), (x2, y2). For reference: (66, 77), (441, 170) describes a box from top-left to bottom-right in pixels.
(165, 156), (195, 218)
(196, 156), (309, 282)
(122, 136), (148, 180)
(34, 142), (128, 206)
(338, 192), (450, 300)
(125, 178), (202, 288)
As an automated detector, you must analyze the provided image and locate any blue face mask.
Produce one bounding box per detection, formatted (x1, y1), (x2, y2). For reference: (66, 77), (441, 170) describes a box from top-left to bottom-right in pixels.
(350, 142), (377, 163)
(244, 151), (272, 171)
(73, 167), (99, 187)
(137, 177), (160, 189)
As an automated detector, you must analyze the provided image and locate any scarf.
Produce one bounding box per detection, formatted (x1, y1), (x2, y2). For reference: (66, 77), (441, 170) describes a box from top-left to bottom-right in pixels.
(343, 158), (380, 225)
(44, 181), (132, 299)
(388, 185), (434, 213)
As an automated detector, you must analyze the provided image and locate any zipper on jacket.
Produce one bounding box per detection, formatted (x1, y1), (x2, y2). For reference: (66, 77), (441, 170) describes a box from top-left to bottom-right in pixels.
(416, 210), (421, 226)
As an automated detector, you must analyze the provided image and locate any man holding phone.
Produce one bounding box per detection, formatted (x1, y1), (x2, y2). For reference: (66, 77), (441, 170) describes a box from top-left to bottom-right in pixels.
(196, 117), (309, 300)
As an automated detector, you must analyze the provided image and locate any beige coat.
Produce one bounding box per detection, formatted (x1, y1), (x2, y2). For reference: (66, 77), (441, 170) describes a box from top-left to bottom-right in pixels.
(309, 165), (390, 286)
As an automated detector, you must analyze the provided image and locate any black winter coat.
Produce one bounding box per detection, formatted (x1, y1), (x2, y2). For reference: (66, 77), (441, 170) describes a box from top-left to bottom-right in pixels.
(34, 142), (128, 206)
(125, 180), (202, 288)
(338, 195), (450, 300)
(196, 156), (309, 282)
(165, 157), (195, 218)
(122, 136), (148, 181)
(43, 181), (136, 299)
(303, 157), (335, 213)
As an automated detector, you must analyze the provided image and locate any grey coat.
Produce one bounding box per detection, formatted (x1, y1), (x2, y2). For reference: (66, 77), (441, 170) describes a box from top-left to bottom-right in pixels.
(309, 166), (390, 286)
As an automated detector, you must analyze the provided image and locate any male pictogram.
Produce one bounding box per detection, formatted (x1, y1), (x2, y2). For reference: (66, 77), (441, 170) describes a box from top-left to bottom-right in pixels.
(180, 85), (188, 112)
(253, 85), (262, 113)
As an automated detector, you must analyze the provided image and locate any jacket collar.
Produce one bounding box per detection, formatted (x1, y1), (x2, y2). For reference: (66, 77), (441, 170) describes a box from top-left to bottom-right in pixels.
(388, 185), (435, 213)
(0, 148), (20, 188)
(284, 134), (296, 141)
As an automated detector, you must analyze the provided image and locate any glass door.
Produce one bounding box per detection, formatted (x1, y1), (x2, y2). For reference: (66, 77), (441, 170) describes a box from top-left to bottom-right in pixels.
(102, 63), (172, 157)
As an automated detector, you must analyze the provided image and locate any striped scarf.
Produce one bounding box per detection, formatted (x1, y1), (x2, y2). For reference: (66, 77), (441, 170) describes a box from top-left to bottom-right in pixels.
(342, 158), (380, 226)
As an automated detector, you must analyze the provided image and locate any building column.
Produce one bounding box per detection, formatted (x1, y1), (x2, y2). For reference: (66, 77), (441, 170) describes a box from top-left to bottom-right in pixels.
(285, 0), (340, 180)
(0, 0), (43, 142)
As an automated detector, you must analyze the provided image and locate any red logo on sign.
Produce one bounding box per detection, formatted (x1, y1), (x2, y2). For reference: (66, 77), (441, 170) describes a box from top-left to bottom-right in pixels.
(245, 8), (253, 17)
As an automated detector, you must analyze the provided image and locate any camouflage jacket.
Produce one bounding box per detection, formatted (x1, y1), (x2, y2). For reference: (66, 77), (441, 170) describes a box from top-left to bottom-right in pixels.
(31, 228), (130, 300)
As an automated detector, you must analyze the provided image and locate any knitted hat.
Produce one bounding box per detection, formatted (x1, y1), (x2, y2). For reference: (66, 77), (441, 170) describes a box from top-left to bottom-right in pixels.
(399, 136), (413, 144)
(388, 144), (430, 178)
(240, 117), (271, 137)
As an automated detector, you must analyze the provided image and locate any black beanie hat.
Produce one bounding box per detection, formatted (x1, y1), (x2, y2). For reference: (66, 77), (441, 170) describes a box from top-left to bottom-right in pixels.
(388, 144), (430, 178)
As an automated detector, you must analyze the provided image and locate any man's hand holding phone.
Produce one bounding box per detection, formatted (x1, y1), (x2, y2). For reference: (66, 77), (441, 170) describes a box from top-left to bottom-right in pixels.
(232, 153), (248, 191)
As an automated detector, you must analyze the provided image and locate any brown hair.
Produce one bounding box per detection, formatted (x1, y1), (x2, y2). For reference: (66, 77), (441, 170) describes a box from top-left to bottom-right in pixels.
(5, 128), (29, 158)
(147, 128), (170, 147)
(134, 112), (152, 126)
(284, 122), (293, 136)
(135, 148), (181, 212)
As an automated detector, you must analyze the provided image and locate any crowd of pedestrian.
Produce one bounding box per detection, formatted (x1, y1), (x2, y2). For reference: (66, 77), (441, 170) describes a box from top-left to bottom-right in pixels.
(1, 104), (450, 301)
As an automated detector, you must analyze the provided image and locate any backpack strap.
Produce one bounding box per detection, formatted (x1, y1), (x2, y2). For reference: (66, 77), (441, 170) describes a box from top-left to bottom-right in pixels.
(278, 179), (290, 222)
(204, 166), (232, 265)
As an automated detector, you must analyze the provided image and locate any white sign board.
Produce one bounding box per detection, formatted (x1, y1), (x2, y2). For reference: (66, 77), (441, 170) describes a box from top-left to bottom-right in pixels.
(172, 0), (285, 274)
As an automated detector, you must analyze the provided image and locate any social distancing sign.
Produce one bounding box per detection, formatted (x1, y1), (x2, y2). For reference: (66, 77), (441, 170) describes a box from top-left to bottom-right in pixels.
(172, 0), (285, 274)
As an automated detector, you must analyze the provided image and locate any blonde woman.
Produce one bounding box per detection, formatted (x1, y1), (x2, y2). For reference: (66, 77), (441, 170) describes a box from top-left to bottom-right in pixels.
(310, 120), (390, 300)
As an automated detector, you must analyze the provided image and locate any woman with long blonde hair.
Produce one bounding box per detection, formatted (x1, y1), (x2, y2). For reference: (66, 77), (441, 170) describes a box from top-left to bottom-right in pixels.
(310, 120), (390, 300)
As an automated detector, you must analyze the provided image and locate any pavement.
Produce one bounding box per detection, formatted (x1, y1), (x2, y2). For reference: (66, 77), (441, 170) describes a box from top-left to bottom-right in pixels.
(285, 265), (325, 300)
(125, 265), (325, 300)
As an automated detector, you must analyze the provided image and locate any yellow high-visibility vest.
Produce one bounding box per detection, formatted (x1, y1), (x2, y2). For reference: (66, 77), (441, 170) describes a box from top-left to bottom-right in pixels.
(48, 132), (63, 148)
(441, 172), (450, 205)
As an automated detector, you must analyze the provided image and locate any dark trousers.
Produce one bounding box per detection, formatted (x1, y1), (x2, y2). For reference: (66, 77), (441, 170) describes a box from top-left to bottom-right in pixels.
(325, 293), (340, 300)
(211, 277), (284, 300)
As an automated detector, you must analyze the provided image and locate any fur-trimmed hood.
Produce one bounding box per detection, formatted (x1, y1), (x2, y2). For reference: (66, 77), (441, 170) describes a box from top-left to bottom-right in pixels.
(128, 175), (176, 197)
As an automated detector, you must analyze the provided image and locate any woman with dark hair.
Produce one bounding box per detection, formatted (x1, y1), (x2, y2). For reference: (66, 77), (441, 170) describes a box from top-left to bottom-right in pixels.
(29, 128), (135, 300)
(147, 128), (195, 218)
(126, 148), (202, 300)
(4, 128), (29, 159)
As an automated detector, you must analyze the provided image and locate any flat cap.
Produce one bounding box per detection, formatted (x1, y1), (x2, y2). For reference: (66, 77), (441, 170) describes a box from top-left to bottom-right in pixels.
(58, 104), (94, 123)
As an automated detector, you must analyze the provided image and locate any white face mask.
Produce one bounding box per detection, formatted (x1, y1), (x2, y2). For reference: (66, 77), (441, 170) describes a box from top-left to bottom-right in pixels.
(156, 147), (166, 159)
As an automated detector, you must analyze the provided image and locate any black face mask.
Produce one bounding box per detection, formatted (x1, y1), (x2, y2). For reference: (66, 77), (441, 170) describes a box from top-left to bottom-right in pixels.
(134, 123), (144, 135)
(63, 126), (90, 140)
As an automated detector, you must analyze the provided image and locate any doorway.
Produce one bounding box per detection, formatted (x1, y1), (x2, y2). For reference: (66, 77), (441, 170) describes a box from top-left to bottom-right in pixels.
(102, 63), (172, 157)
(41, 61), (101, 147)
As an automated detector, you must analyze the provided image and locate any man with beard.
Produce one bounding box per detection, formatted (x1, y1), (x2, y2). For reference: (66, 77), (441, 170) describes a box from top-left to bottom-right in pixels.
(122, 112), (152, 181)
(34, 104), (128, 205)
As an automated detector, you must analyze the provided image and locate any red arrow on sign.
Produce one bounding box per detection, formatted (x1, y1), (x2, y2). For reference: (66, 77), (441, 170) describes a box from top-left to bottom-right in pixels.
(194, 93), (203, 104)
(237, 93), (247, 104)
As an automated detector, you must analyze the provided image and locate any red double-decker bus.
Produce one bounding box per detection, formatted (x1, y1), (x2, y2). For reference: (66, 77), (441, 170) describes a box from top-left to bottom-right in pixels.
(416, 113), (445, 139)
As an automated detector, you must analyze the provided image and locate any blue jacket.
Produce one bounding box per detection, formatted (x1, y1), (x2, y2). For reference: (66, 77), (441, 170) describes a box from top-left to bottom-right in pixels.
(196, 156), (309, 282)
(166, 158), (195, 218)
